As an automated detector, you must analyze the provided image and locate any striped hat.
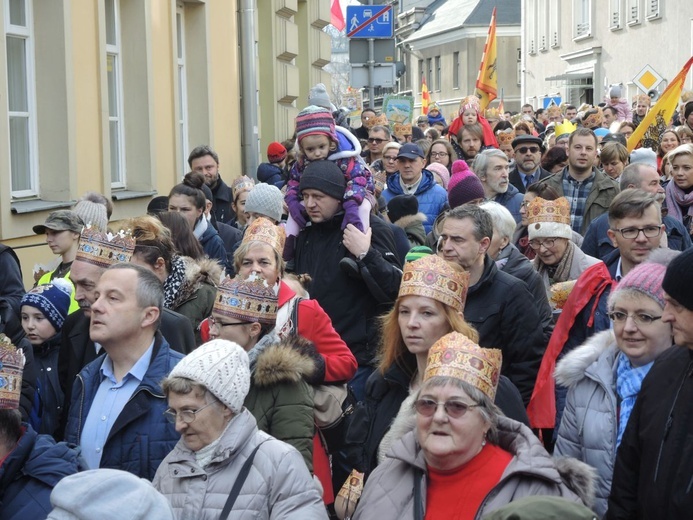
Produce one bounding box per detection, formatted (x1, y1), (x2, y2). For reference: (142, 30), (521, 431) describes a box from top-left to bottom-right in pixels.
(295, 105), (338, 144)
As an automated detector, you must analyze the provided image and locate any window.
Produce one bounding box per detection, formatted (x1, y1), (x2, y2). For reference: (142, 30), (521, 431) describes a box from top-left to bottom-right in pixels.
(176, 4), (189, 171)
(538, 0), (548, 51)
(5, 0), (38, 197)
(574, 0), (592, 39)
(527, 0), (536, 54)
(105, 0), (125, 187)
(434, 55), (440, 91)
(426, 57), (432, 88)
(418, 59), (423, 91)
(627, 0), (640, 24)
(550, 0), (561, 47)
(610, 0), (622, 29)
(646, 0), (660, 19)
(453, 51), (460, 89)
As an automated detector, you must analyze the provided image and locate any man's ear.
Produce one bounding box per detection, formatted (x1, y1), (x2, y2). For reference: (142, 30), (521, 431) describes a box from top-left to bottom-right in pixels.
(248, 322), (262, 339)
(141, 306), (160, 329)
(606, 228), (618, 248)
(479, 236), (491, 255)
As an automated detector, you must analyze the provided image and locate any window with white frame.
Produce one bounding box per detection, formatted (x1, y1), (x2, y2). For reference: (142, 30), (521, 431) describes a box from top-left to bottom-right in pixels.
(418, 59), (423, 91)
(627, 0), (640, 24)
(453, 51), (460, 89)
(105, 0), (125, 187)
(434, 56), (440, 91)
(176, 4), (189, 171)
(646, 0), (660, 19)
(5, 0), (38, 197)
(538, 0), (548, 51)
(610, 0), (622, 29)
(574, 0), (592, 39)
(426, 57), (432, 88)
(527, 0), (536, 54)
(550, 0), (561, 47)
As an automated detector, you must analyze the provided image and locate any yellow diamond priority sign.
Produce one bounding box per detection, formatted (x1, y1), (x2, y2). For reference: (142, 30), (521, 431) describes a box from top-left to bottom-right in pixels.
(632, 65), (664, 93)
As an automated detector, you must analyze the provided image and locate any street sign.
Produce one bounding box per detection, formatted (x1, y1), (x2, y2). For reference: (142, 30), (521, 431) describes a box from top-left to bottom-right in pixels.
(350, 64), (396, 89)
(543, 96), (561, 108)
(346, 5), (394, 39)
(632, 65), (664, 93)
(349, 38), (396, 63)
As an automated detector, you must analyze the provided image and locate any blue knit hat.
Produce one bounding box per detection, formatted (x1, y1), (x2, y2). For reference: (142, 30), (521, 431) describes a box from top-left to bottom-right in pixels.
(21, 278), (72, 332)
(295, 105), (338, 144)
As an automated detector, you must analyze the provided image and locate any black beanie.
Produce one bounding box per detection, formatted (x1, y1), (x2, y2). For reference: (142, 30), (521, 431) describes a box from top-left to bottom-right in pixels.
(662, 247), (693, 310)
(387, 195), (419, 224)
(299, 160), (346, 200)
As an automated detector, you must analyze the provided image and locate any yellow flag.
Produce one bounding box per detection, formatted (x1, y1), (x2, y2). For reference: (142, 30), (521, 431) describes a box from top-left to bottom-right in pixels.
(475, 8), (498, 112)
(627, 57), (693, 152)
(422, 75), (430, 115)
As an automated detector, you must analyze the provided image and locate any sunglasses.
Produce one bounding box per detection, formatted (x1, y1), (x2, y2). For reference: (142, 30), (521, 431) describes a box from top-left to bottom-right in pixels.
(368, 138), (386, 144)
(414, 399), (479, 419)
(516, 146), (540, 154)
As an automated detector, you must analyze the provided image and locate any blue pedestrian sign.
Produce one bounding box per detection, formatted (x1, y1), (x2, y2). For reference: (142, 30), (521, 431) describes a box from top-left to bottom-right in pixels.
(347, 5), (394, 39)
(543, 96), (562, 109)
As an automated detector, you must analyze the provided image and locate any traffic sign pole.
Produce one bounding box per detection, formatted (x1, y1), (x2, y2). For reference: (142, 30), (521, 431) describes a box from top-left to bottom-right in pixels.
(368, 1), (374, 106)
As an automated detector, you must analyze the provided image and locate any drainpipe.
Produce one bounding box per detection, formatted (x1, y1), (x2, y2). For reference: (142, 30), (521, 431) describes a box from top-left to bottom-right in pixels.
(239, 0), (259, 178)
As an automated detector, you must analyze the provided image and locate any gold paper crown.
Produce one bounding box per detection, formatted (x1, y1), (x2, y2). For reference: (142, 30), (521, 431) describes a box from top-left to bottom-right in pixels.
(214, 274), (278, 325)
(372, 168), (387, 193)
(231, 175), (255, 200)
(393, 123), (412, 138)
(484, 107), (500, 120)
(549, 280), (577, 311)
(460, 95), (481, 114)
(555, 119), (577, 139)
(423, 332), (502, 401)
(76, 226), (135, 269)
(546, 105), (562, 117)
(582, 107), (603, 128)
(365, 114), (389, 129)
(636, 94), (652, 105)
(242, 217), (286, 256)
(681, 90), (693, 103)
(0, 334), (25, 410)
(527, 197), (573, 240)
(496, 129), (516, 146)
(398, 255), (470, 312)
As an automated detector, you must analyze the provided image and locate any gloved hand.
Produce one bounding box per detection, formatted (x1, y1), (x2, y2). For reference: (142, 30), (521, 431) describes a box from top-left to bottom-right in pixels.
(342, 200), (364, 232)
(288, 198), (307, 229)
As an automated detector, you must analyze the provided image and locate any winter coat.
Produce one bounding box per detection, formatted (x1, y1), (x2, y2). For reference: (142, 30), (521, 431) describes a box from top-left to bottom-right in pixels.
(603, 97), (632, 122)
(215, 221), (243, 277)
(199, 223), (227, 270)
(31, 335), (63, 437)
(210, 176), (233, 224)
(581, 212), (692, 260)
(606, 346), (693, 520)
(542, 169), (620, 235)
(64, 333), (183, 480)
(0, 424), (84, 520)
(57, 308), (195, 438)
(0, 243), (24, 317)
(153, 409), (327, 520)
(536, 247), (602, 298)
(382, 170), (449, 234)
(294, 213), (402, 368)
(169, 257), (222, 347)
(509, 166), (553, 194)
(464, 255), (546, 405)
(554, 330), (620, 518)
(244, 334), (318, 473)
(353, 416), (595, 520)
(391, 212), (427, 247)
(256, 162), (286, 189)
(493, 183), (525, 223)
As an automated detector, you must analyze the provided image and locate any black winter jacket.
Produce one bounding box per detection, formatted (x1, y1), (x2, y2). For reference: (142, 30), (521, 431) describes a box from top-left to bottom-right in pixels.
(464, 255), (545, 405)
(294, 213), (402, 366)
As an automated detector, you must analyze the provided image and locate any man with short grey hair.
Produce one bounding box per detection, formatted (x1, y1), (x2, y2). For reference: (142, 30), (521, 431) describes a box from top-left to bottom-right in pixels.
(473, 149), (524, 223)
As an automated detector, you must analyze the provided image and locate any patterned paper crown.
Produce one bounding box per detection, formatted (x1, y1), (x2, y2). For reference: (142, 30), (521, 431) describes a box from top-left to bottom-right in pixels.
(0, 334), (25, 410)
(459, 95), (481, 114)
(214, 274), (278, 325)
(242, 217), (286, 256)
(484, 107), (500, 120)
(582, 107), (603, 129)
(527, 197), (573, 240)
(636, 94), (652, 106)
(424, 332), (502, 401)
(555, 119), (577, 139)
(546, 105), (562, 117)
(365, 113), (389, 129)
(372, 168), (387, 194)
(496, 129), (516, 146)
(231, 175), (255, 200)
(398, 255), (470, 312)
(393, 123), (412, 139)
(76, 226), (135, 269)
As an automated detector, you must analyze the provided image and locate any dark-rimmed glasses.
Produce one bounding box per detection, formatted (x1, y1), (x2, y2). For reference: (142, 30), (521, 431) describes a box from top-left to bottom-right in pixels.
(610, 226), (662, 239)
(414, 399), (479, 419)
(608, 311), (662, 326)
(208, 316), (248, 328)
(528, 238), (558, 250)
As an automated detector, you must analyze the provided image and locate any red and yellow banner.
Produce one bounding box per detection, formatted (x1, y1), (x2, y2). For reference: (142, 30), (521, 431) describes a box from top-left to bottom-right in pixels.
(421, 75), (430, 115)
(475, 7), (498, 112)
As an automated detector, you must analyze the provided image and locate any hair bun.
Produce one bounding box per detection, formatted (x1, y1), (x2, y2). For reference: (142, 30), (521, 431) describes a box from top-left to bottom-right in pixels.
(183, 171), (205, 190)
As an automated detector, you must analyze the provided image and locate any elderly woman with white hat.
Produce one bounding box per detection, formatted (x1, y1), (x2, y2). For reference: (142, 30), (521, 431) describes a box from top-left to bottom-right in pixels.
(153, 340), (327, 519)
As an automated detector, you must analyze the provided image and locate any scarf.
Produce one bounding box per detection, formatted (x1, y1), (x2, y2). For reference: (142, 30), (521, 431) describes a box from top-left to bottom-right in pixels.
(246, 331), (278, 373)
(536, 240), (576, 285)
(193, 215), (208, 240)
(194, 416), (234, 468)
(615, 351), (653, 447)
(163, 256), (187, 309)
(664, 180), (693, 224)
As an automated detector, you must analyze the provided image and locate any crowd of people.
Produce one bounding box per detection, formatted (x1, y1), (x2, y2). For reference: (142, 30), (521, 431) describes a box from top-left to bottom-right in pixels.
(1, 82), (693, 520)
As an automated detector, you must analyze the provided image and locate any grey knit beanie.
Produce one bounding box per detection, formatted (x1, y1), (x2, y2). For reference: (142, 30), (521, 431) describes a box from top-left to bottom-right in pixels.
(244, 183), (285, 223)
(72, 200), (108, 232)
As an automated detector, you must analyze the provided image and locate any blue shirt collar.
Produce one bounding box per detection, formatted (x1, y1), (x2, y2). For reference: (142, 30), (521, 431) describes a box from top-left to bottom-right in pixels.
(99, 339), (156, 385)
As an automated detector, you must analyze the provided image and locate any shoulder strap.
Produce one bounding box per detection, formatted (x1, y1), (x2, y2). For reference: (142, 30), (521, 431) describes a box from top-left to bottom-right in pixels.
(221, 440), (268, 519)
(290, 297), (304, 333)
(413, 468), (424, 520)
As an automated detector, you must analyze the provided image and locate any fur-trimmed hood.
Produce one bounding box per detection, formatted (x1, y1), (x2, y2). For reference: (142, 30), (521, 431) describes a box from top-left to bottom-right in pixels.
(554, 330), (615, 388)
(391, 212), (427, 230)
(329, 125), (362, 161)
(253, 334), (325, 388)
(172, 256), (223, 308)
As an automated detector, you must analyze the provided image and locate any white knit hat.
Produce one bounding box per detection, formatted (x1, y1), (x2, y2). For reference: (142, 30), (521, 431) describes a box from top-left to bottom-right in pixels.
(168, 340), (250, 414)
(244, 183), (285, 223)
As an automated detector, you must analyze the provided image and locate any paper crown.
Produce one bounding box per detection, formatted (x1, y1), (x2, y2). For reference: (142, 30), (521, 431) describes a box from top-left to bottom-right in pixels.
(372, 168), (387, 193)
(214, 274), (278, 325)
(527, 197), (573, 240)
(484, 107), (500, 120)
(76, 226), (135, 269)
(231, 175), (255, 200)
(636, 94), (652, 105)
(549, 280), (577, 311)
(365, 113), (389, 129)
(546, 105), (562, 117)
(423, 332), (502, 401)
(393, 123), (412, 138)
(398, 255), (470, 312)
(459, 95), (481, 114)
(496, 129), (516, 146)
(242, 217), (286, 256)
(0, 334), (25, 410)
(582, 107), (603, 128)
(554, 119), (577, 139)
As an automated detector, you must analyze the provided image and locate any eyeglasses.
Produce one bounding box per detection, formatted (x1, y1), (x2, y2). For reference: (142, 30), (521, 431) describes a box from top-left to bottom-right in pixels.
(368, 138), (386, 144)
(608, 311), (662, 326)
(208, 316), (248, 328)
(520, 200), (531, 208)
(430, 151), (449, 159)
(413, 399), (479, 419)
(163, 400), (217, 424)
(383, 155), (398, 162)
(610, 226), (662, 239)
(516, 146), (540, 154)
(529, 238), (558, 250)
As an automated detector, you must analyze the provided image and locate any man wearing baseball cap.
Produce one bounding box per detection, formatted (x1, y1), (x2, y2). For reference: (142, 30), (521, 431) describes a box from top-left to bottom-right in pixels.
(33, 210), (85, 313)
(382, 143), (448, 233)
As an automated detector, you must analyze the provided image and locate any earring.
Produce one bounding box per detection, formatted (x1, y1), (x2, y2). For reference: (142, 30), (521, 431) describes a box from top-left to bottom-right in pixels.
(481, 439), (487, 447)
